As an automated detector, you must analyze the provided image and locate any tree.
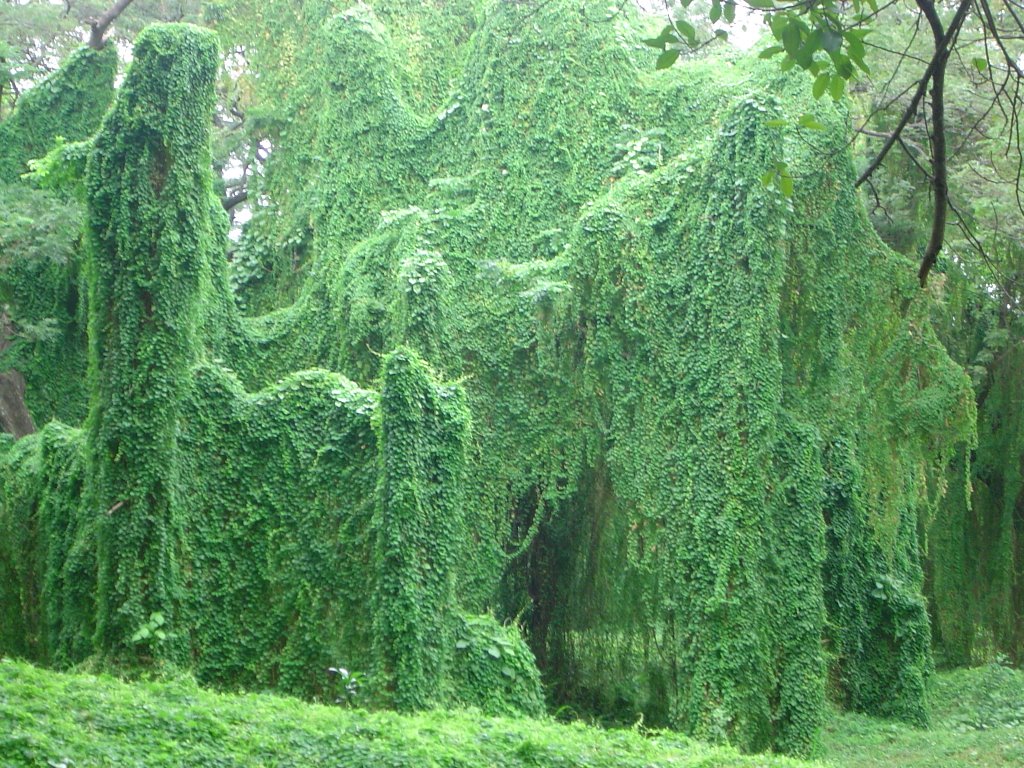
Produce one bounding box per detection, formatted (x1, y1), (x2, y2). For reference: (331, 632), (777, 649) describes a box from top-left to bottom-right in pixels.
(0, 0), (259, 436)
(0, 0), (210, 119)
(648, 0), (1024, 287)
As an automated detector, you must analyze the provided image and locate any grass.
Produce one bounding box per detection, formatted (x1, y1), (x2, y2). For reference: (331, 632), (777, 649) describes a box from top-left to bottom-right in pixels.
(0, 658), (814, 768)
(3, 658), (1023, 767)
(822, 662), (1024, 767)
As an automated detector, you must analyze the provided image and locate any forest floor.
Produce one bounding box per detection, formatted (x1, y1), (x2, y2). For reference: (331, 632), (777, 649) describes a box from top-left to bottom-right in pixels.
(823, 662), (1024, 767)
(1, 658), (1021, 767)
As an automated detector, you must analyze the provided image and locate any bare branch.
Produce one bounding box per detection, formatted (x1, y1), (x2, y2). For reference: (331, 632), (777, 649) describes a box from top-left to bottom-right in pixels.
(856, 0), (973, 192)
(222, 189), (248, 211)
(88, 0), (137, 50)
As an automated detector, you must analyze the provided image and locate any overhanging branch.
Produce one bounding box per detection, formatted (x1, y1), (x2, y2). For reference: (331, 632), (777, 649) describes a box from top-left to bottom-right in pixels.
(855, 0), (972, 191)
(88, 0), (137, 50)
(856, 0), (973, 287)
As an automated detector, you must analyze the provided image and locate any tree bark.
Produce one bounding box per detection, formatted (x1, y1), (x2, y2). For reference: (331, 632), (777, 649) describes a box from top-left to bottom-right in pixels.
(88, 0), (137, 50)
(915, 0), (956, 286)
(0, 313), (35, 439)
(222, 189), (248, 210)
(855, 0), (972, 287)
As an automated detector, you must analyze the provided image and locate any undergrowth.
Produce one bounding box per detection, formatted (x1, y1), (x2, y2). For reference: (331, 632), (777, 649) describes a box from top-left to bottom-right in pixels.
(4, 660), (1023, 766)
(0, 660), (814, 768)
(822, 661), (1024, 767)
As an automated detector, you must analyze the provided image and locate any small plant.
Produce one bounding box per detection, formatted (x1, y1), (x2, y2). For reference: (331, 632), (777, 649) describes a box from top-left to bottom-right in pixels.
(130, 611), (170, 646)
(326, 665), (363, 706)
(611, 125), (667, 177)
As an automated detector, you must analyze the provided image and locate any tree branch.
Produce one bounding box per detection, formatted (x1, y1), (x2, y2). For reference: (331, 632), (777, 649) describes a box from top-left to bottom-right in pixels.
(222, 189), (248, 211)
(88, 0), (137, 50)
(915, 0), (960, 286)
(855, 0), (972, 191)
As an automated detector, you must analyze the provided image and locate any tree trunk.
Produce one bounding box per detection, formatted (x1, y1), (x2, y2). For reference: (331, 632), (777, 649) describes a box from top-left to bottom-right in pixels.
(0, 313), (35, 439)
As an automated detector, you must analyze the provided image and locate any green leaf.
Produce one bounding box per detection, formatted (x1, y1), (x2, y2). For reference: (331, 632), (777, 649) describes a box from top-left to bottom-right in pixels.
(973, 57), (988, 73)
(781, 23), (802, 57)
(796, 29), (821, 69)
(821, 26), (842, 54)
(675, 20), (697, 46)
(747, 0), (775, 8)
(779, 173), (794, 198)
(849, 41), (871, 75)
(455, 639), (470, 649)
(710, 0), (722, 23)
(656, 49), (680, 70)
(812, 72), (830, 99)
(759, 45), (784, 59)
(761, 170), (776, 187)
(486, 645), (502, 658)
(798, 113), (824, 130)
(847, 35), (866, 62)
(829, 51), (854, 79)
(765, 118), (788, 128)
(829, 73), (846, 100)
(642, 24), (677, 49)
(724, 0), (736, 23)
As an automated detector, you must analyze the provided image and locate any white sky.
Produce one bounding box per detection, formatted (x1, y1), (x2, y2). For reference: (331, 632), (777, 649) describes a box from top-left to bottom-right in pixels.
(635, 0), (766, 50)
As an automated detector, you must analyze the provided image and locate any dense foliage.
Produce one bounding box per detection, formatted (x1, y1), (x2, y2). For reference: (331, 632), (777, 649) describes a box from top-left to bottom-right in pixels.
(0, 0), (1017, 760)
(822, 4), (1024, 668)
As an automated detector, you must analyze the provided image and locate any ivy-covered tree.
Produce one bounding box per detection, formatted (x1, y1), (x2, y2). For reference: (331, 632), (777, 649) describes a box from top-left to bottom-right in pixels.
(84, 22), (220, 664)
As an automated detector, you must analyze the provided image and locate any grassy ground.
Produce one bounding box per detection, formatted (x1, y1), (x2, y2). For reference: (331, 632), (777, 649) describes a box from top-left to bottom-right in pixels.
(822, 663), (1024, 767)
(3, 658), (1022, 767)
(0, 658), (813, 768)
